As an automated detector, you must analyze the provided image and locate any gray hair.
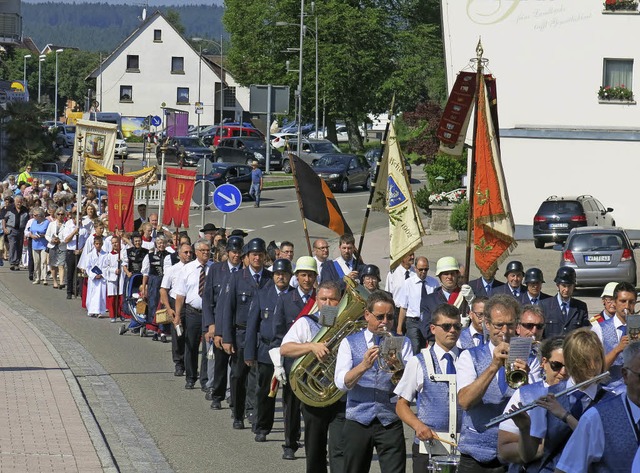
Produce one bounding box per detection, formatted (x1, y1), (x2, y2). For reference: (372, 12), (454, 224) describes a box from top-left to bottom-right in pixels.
(521, 304), (545, 322)
(484, 294), (522, 324)
(194, 238), (211, 251)
(155, 235), (167, 244)
(623, 340), (640, 367)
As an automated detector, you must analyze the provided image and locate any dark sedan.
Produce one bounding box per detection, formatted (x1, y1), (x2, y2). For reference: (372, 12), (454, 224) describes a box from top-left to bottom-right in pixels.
(312, 153), (371, 193)
(156, 136), (213, 166)
(214, 137), (282, 170)
(203, 163), (253, 196)
(364, 148), (412, 180)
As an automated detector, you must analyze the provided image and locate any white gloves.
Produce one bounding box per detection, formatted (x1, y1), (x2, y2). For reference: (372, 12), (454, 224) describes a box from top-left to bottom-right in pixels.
(269, 347), (287, 385)
(460, 284), (475, 304)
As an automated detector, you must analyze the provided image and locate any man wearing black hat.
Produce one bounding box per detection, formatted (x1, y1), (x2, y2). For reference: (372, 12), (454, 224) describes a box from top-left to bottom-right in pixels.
(493, 261), (527, 299)
(245, 258), (294, 442)
(221, 237), (272, 429)
(539, 266), (590, 339)
(519, 268), (551, 305)
(204, 235), (244, 408)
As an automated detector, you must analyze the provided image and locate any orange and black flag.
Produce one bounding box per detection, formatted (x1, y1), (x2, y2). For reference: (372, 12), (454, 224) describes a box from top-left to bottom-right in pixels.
(292, 154), (352, 236)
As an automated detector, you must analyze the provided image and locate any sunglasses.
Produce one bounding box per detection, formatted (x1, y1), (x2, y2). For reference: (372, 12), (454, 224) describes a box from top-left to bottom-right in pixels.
(548, 360), (565, 372)
(371, 312), (394, 321)
(433, 323), (463, 332)
(520, 323), (544, 330)
(490, 322), (516, 329)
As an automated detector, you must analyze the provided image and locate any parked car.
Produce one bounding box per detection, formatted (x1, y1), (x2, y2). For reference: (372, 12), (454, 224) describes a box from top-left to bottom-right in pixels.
(157, 136), (213, 166)
(202, 163), (253, 196)
(533, 195), (615, 249)
(55, 125), (76, 148)
(280, 121), (314, 135)
(270, 132), (298, 149)
(212, 123), (264, 147)
(281, 138), (342, 173)
(115, 131), (128, 159)
(214, 137), (282, 170)
(364, 148), (412, 181)
(559, 227), (638, 287)
(311, 153), (371, 193)
(42, 120), (65, 132)
(307, 124), (351, 142)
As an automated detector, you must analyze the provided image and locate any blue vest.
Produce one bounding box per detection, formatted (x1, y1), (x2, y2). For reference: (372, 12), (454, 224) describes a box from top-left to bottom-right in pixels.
(458, 328), (475, 350)
(345, 331), (398, 426)
(601, 317), (624, 381)
(304, 314), (322, 339)
(459, 345), (514, 463)
(415, 348), (462, 442)
(593, 395), (637, 473)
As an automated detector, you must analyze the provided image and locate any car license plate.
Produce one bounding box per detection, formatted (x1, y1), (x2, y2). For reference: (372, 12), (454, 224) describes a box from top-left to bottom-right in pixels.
(585, 255), (611, 263)
(549, 223), (568, 229)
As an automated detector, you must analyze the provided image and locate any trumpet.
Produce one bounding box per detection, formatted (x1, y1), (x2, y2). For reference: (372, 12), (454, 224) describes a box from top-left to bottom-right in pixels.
(485, 371), (610, 428)
(376, 327), (405, 385)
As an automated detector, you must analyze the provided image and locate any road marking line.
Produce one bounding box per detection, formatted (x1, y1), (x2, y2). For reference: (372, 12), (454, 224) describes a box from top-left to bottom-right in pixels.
(263, 224), (275, 228)
(283, 220), (296, 224)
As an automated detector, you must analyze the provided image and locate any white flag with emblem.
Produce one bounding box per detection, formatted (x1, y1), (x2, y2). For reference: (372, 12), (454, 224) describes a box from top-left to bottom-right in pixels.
(371, 121), (425, 271)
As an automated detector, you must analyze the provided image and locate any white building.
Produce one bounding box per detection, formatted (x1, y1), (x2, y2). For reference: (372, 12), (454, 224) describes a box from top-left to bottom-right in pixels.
(441, 0), (640, 230)
(87, 11), (250, 131)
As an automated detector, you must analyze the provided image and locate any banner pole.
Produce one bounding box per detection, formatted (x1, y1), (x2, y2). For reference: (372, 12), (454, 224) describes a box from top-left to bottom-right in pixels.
(158, 143), (166, 228)
(464, 39), (484, 283)
(289, 153), (313, 255)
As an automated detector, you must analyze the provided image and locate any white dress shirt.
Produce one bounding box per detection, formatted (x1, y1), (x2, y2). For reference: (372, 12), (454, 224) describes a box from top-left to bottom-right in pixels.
(282, 316), (317, 345)
(161, 260), (186, 299)
(394, 344), (459, 402)
(334, 329), (413, 391)
(397, 274), (437, 318)
(385, 264), (415, 305)
(556, 393), (640, 472)
(499, 381), (550, 434)
(173, 259), (212, 309)
(456, 325), (484, 349)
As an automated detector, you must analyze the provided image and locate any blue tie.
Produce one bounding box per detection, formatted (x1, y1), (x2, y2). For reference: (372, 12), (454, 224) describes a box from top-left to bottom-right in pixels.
(513, 289), (519, 298)
(498, 366), (508, 394)
(443, 353), (456, 374)
(254, 273), (260, 285)
(531, 298), (538, 305)
(620, 325), (628, 337)
(561, 302), (568, 317)
(473, 333), (484, 346)
(302, 293), (309, 304)
(485, 284), (492, 296)
(570, 391), (586, 419)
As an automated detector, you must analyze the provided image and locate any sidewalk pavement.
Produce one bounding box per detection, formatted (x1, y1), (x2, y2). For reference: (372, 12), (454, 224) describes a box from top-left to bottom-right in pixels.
(0, 300), (108, 472)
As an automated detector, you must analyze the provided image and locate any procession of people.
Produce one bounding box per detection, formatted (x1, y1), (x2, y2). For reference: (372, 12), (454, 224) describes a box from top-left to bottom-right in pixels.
(3, 177), (640, 473)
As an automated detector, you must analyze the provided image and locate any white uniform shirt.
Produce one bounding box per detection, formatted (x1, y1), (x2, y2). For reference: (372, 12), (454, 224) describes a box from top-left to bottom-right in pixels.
(334, 329), (412, 391)
(555, 393), (640, 472)
(282, 316), (317, 345)
(385, 264), (416, 305)
(161, 260), (186, 299)
(61, 219), (88, 251)
(456, 325), (483, 349)
(397, 274), (439, 318)
(394, 344), (459, 402)
(498, 381), (550, 434)
(173, 259), (212, 309)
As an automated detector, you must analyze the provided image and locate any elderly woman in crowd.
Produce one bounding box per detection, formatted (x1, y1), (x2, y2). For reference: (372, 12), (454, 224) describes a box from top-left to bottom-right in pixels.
(28, 208), (50, 285)
(46, 207), (67, 289)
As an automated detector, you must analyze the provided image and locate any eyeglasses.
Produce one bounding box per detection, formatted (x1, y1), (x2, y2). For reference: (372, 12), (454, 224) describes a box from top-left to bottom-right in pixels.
(416, 267), (429, 272)
(520, 323), (545, 330)
(433, 323), (463, 332)
(371, 312), (394, 321)
(471, 311), (485, 318)
(548, 360), (565, 372)
(489, 322), (516, 329)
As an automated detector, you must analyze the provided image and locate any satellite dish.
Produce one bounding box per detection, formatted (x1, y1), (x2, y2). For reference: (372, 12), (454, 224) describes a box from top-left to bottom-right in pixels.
(142, 8), (146, 20)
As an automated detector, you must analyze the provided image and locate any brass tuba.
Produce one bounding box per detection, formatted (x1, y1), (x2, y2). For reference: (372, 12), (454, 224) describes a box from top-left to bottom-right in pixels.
(289, 277), (369, 407)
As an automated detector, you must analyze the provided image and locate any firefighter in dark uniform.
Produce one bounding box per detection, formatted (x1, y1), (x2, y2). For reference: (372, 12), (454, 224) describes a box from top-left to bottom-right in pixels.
(203, 235), (244, 408)
(245, 258), (294, 442)
(271, 256), (318, 460)
(222, 237), (272, 430)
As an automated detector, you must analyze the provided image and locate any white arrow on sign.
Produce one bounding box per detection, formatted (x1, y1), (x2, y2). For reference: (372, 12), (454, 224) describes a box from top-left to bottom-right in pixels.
(219, 192), (237, 207)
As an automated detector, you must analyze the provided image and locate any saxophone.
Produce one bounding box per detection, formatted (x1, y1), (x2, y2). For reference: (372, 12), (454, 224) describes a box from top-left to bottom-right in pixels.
(289, 277), (369, 407)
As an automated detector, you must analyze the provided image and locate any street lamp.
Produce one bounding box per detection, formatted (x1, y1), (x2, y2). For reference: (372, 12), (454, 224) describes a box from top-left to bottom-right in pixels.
(191, 37), (224, 131)
(54, 49), (63, 122)
(23, 54), (31, 90)
(37, 54), (45, 103)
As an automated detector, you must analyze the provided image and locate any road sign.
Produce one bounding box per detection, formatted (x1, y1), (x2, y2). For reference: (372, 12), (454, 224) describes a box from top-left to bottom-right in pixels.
(192, 180), (215, 206)
(249, 85), (290, 114)
(212, 183), (242, 214)
(195, 102), (203, 114)
(151, 115), (162, 127)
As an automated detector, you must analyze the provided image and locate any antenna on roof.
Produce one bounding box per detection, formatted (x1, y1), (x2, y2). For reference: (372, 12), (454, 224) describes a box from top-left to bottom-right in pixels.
(138, 1), (148, 22)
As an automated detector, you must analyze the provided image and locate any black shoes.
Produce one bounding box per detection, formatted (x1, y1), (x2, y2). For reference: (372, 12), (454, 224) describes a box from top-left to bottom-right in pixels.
(185, 381), (195, 389)
(174, 366), (185, 377)
(210, 399), (222, 410)
(254, 433), (266, 442)
(66, 294), (72, 300)
(282, 447), (296, 460)
(204, 388), (214, 400)
(232, 419), (245, 430)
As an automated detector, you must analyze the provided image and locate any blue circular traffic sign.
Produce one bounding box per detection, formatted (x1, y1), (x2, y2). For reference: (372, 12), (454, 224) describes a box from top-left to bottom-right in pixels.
(212, 184), (242, 213)
(151, 115), (162, 127)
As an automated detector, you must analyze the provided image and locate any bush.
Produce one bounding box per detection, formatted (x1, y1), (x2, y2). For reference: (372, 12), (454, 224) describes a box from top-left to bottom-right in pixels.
(415, 185), (431, 212)
(425, 153), (466, 193)
(450, 200), (469, 231)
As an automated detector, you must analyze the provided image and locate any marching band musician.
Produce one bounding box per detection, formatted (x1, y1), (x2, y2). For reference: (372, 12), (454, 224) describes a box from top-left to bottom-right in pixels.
(280, 279), (344, 473)
(244, 258), (294, 443)
(271, 256), (318, 461)
(335, 290), (412, 473)
(511, 329), (616, 473)
(497, 336), (567, 471)
(395, 303), (463, 473)
(554, 340), (640, 472)
(591, 282), (636, 383)
(458, 297), (488, 350)
(456, 294), (539, 473)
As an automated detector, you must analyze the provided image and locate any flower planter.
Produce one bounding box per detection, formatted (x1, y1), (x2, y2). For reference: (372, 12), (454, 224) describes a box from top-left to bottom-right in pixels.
(430, 205), (454, 232)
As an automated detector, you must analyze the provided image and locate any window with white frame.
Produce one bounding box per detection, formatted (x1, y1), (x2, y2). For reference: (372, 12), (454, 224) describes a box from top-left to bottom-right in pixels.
(120, 85), (133, 102)
(177, 87), (190, 104)
(171, 57), (184, 74)
(224, 87), (236, 108)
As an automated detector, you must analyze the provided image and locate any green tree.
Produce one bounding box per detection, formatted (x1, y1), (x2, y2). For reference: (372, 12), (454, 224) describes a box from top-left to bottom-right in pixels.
(165, 8), (186, 35)
(0, 101), (56, 169)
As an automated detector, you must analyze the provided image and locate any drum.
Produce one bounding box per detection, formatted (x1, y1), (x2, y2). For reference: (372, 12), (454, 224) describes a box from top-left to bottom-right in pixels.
(429, 455), (459, 473)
